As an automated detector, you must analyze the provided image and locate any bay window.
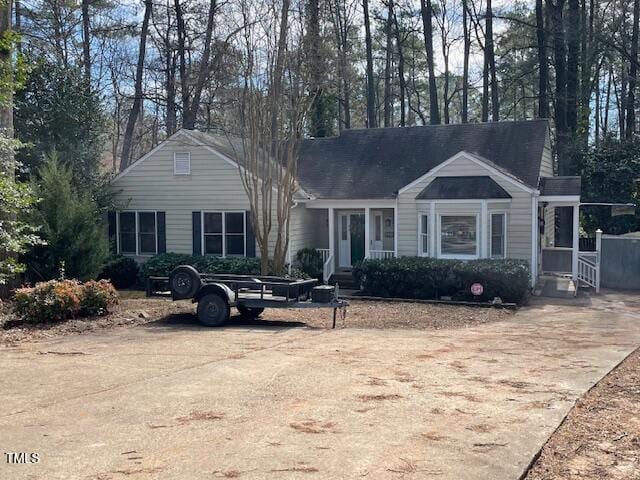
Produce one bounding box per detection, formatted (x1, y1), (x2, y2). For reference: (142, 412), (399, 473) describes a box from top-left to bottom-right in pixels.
(439, 215), (478, 258)
(419, 214), (429, 256)
(490, 212), (506, 258)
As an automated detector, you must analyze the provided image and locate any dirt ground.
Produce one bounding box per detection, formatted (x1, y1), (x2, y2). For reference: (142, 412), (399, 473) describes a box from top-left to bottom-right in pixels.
(524, 346), (640, 480)
(0, 291), (513, 345)
(1, 291), (639, 480)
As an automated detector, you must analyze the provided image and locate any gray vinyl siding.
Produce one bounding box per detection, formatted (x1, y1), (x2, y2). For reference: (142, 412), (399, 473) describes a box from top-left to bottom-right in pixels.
(112, 131), (277, 257)
(397, 155), (534, 261)
(289, 204), (324, 261)
(539, 129), (554, 177)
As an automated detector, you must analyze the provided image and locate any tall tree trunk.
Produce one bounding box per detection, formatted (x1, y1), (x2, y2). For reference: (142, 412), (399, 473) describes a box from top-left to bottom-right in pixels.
(14, 0), (20, 54)
(566, 0), (580, 132)
(182, 0), (217, 130)
(329, 0), (351, 131)
(81, 0), (91, 82)
(0, 0), (13, 138)
(626, 0), (639, 138)
(547, 0), (568, 165)
(578, 0), (590, 139)
(383, 0), (393, 127)
(536, 0), (549, 118)
(164, 0), (177, 136)
(363, 0), (377, 128)
(120, 0), (152, 171)
(393, 11), (406, 126)
(461, 0), (470, 122)
(603, 64), (612, 137)
(481, 44), (489, 122)
(594, 65), (600, 143)
(270, 0), (290, 139)
(420, 0), (440, 124)
(486, 0), (499, 121)
(306, 0), (328, 136)
(174, 0), (189, 127)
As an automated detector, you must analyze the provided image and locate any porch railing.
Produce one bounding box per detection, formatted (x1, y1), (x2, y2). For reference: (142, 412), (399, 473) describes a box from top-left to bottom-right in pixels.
(317, 248), (330, 264)
(322, 254), (334, 284)
(368, 250), (396, 260)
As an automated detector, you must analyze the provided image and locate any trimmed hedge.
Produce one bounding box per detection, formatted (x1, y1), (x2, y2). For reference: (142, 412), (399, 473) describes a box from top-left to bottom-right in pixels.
(352, 257), (530, 303)
(140, 253), (262, 280)
(13, 279), (119, 323)
(99, 256), (140, 289)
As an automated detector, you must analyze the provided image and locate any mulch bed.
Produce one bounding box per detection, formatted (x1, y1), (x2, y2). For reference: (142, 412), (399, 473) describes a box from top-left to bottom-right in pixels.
(0, 293), (514, 345)
(523, 347), (640, 480)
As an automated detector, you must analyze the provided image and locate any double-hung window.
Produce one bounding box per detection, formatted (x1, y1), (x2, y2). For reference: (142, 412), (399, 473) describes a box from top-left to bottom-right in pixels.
(203, 212), (246, 257)
(118, 211), (157, 255)
(490, 212), (506, 258)
(419, 214), (429, 256)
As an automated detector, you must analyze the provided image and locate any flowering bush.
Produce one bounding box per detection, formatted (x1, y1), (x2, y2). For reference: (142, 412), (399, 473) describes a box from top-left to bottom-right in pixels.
(13, 279), (119, 323)
(80, 280), (120, 316)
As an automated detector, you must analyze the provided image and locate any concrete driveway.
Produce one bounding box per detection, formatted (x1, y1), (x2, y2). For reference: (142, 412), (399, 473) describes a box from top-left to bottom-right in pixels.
(1, 293), (639, 480)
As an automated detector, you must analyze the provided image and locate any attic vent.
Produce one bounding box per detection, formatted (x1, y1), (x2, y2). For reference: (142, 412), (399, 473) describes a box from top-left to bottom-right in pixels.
(174, 152), (191, 175)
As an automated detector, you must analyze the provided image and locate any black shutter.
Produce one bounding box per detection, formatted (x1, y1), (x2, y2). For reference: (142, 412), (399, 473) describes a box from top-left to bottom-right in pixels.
(192, 211), (202, 256)
(107, 211), (117, 254)
(157, 212), (166, 253)
(245, 211), (256, 257)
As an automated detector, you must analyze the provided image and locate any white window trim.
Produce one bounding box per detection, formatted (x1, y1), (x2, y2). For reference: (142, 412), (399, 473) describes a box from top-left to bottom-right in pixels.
(417, 213), (430, 257)
(117, 211), (158, 257)
(489, 210), (508, 259)
(437, 213), (480, 260)
(173, 152), (191, 175)
(201, 211), (247, 258)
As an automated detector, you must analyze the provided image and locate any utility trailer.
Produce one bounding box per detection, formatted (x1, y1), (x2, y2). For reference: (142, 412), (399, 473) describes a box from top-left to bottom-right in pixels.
(146, 265), (348, 328)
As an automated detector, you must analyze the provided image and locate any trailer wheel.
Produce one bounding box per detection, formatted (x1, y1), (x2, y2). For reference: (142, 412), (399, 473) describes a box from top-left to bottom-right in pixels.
(197, 293), (230, 326)
(237, 305), (264, 318)
(169, 265), (201, 299)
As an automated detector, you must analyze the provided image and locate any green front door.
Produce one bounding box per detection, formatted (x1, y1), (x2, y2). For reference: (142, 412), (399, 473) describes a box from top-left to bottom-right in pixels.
(350, 214), (365, 265)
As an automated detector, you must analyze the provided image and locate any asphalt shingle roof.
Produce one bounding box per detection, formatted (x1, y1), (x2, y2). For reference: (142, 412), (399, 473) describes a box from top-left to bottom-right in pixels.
(539, 176), (581, 196)
(416, 176), (512, 200)
(297, 120), (549, 199)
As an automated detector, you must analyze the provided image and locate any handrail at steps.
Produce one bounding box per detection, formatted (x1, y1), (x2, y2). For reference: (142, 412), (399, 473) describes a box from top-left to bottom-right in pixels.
(323, 255), (334, 284)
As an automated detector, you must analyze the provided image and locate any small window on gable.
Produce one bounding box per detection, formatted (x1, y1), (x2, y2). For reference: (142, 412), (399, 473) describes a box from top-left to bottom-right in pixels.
(174, 152), (191, 175)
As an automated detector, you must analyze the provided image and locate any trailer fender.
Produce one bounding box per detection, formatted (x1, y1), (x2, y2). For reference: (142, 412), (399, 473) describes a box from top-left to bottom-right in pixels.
(195, 283), (235, 305)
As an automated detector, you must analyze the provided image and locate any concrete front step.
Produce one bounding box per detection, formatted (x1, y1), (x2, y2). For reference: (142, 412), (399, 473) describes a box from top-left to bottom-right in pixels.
(329, 271), (359, 289)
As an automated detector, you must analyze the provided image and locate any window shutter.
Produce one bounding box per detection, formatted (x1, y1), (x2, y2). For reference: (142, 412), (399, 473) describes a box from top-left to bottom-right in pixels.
(245, 211), (256, 257)
(157, 212), (166, 253)
(192, 211), (202, 256)
(107, 211), (117, 254)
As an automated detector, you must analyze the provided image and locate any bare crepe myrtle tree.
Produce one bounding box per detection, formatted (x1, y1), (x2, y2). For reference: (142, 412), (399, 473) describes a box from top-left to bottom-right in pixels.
(230, 0), (311, 275)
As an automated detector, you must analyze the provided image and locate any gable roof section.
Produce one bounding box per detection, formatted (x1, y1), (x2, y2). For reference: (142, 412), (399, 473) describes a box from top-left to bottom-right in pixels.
(296, 119), (549, 199)
(416, 176), (512, 200)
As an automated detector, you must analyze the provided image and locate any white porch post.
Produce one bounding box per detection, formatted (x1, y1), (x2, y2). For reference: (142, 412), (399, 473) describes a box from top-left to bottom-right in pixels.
(571, 203), (579, 282)
(364, 207), (371, 259)
(328, 207), (335, 262)
(481, 200), (488, 258)
(393, 203), (398, 257)
(595, 228), (602, 293)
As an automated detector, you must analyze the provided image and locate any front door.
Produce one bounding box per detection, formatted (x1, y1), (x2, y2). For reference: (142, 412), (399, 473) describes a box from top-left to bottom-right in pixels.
(338, 212), (365, 268)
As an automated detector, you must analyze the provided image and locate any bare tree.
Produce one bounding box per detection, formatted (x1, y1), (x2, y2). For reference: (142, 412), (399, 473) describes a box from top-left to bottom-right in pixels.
(232, 0), (310, 275)
(485, 0), (499, 121)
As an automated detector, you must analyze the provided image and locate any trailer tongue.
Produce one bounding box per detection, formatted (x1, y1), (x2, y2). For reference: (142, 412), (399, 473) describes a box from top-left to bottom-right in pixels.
(146, 265), (348, 328)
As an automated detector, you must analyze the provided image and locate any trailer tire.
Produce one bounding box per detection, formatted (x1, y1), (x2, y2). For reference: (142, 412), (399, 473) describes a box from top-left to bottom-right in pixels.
(237, 305), (264, 318)
(169, 265), (201, 299)
(197, 293), (230, 326)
